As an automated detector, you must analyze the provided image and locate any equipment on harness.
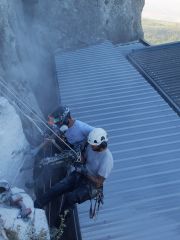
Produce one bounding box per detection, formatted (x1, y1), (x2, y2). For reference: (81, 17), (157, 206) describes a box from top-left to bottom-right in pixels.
(89, 187), (104, 219)
(39, 146), (81, 167)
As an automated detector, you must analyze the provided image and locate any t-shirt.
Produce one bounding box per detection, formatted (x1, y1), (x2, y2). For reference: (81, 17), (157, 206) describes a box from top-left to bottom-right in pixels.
(85, 145), (113, 179)
(65, 120), (94, 145)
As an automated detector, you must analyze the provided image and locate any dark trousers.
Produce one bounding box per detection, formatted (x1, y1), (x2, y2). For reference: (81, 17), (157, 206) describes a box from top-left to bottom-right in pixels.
(35, 171), (94, 212)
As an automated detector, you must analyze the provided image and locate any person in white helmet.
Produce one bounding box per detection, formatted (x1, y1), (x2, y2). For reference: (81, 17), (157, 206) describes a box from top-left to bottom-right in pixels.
(34, 128), (113, 213)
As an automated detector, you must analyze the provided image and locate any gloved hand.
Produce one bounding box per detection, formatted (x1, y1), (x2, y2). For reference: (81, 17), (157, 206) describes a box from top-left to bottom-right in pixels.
(76, 165), (88, 176)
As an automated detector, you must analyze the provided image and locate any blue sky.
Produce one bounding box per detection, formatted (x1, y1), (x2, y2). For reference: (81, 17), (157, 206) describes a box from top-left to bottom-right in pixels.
(142, 0), (180, 22)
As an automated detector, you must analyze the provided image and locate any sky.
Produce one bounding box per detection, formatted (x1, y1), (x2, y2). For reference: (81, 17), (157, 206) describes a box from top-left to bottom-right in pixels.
(142, 0), (180, 22)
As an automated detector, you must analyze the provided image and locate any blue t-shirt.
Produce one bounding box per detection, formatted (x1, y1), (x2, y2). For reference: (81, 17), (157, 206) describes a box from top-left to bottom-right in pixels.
(65, 120), (94, 145)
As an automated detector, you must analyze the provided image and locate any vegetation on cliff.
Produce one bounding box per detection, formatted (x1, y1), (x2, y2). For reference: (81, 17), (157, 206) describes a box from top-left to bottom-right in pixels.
(142, 18), (180, 44)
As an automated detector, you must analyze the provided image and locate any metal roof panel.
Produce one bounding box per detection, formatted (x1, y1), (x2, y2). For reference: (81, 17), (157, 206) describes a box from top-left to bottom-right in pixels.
(128, 42), (180, 115)
(55, 41), (180, 240)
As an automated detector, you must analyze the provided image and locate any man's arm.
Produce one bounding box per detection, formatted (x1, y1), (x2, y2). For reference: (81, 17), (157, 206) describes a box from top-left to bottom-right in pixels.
(86, 174), (105, 188)
(75, 165), (105, 188)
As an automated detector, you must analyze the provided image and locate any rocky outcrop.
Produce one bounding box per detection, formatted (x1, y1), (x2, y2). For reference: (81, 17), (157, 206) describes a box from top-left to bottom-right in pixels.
(0, 97), (29, 183)
(0, 0), (144, 143)
(0, 186), (50, 240)
(34, 0), (144, 48)
(100, 0), (144, 42)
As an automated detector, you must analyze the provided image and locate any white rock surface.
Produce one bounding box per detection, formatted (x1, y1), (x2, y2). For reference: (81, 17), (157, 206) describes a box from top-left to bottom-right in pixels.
(0, 97), (29, 185)
(0, 187), (50, 240)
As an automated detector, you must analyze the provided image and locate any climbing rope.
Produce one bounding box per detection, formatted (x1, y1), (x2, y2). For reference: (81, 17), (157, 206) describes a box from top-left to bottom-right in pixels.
(0, 78), (81, 187)
(89, 189), (104, 219)
(0, 78), (79, 160)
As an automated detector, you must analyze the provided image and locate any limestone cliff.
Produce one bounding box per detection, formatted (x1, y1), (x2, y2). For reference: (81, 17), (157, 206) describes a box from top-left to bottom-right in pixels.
(0, 0), (144, 143)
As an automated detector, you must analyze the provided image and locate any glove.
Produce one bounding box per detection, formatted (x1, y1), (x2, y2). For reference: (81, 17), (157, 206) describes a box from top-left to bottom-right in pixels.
(76, 165), (88, 176)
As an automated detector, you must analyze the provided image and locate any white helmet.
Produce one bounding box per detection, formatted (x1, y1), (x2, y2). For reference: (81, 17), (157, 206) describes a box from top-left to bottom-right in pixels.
(88, 128), (108, 146)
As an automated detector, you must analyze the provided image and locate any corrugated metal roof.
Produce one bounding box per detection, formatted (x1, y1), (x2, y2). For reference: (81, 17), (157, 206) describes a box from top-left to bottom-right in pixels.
(55, 41), (180, 240)
(128, 42), (180, 115)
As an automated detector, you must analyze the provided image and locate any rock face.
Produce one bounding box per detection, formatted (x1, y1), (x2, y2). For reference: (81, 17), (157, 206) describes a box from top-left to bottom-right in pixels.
(0, 97), (29, 184)
(101, 0), (145, 42)
(0, 187), (50, 240)
(0, 0), (144, 143)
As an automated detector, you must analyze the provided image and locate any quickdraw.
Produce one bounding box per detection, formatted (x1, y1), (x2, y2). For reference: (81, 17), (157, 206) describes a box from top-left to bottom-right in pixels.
(89, 189), (104, 219)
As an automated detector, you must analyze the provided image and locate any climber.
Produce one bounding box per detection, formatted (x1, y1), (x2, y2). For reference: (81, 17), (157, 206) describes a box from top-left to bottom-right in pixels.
(34, 128), (114, 215)
(26, 105), (94, 188)
(47, 105), (94, 150)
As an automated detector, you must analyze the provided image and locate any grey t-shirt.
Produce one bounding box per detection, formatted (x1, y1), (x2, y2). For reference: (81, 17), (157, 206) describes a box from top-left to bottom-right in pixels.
(65, 120), (94, 145)
(85, 145), (113, 179)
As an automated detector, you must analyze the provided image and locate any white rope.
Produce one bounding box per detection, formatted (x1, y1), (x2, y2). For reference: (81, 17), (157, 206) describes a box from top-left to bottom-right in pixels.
(0, 78), (79, 159)
(14, 101), (44, 135)
(0, 82), (45, 135)
(0, 78), (81, 186)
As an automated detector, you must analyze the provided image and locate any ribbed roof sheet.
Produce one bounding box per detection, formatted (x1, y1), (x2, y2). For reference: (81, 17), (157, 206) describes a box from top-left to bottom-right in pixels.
(55, 41), (180, 240)
(128, 42), (180, 114)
